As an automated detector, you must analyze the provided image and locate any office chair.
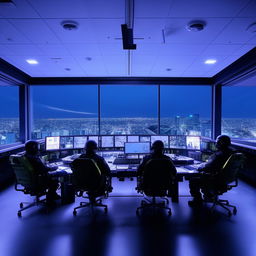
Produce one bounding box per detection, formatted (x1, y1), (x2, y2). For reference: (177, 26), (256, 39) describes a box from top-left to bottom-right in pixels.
(136, 158), (176, 216)
(10, 154), (48, 217)
(206, 153), (245, 216)
(71, 158), (111, 215)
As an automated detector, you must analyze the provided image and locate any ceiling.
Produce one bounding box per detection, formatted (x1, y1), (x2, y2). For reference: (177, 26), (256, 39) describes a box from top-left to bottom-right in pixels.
(0, 0), (256, 78)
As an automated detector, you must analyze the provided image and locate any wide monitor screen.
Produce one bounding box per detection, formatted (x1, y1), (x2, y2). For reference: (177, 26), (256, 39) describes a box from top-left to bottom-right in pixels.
(115, 136), (127, 147)
(74, 136), (88, 149)
(45, 136), (60, 151)
(101, 136), (114, 148)
(127, 136), (139, 142)
(186, 136), (201, 150)
(151, 136), (168, 148)
(169, 135), (186, 149)
(124, 142), (150, 154)
(60, 136), (74, 149)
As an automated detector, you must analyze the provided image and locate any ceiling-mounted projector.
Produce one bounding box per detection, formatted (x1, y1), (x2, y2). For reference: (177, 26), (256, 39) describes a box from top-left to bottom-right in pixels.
(121, 24), (136, 50)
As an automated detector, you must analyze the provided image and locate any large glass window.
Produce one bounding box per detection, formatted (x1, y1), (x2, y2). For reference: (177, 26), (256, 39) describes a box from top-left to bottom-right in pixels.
(31, 85), (98, 139)
(222, 86), (256, 142)
(160, 86), (211, 137)
(100, 85), (158, 135)
(0, 85), (20, 145)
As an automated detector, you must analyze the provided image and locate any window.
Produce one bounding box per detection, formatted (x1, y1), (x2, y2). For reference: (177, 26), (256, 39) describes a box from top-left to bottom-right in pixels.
(100, 85), (158, 135)
(0, 85), (20, 145)
(222, 86), (256, 142)
(31, 85), (98, 139)
(160, 86), (211, 137)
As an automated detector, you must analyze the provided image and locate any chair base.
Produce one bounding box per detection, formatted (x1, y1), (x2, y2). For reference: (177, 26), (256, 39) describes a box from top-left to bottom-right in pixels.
(73, 197), (107, 216)
(209, 197), (237, 217)
(17, 196), (47, 217)
(136, 197), (172, 216)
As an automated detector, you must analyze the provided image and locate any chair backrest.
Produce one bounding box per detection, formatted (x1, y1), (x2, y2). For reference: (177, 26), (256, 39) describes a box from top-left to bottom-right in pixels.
(10, 154), (44, 193)
(220, 152), (245, 184)
(142, 158), (176, 193)
(71, 158), (102, 191)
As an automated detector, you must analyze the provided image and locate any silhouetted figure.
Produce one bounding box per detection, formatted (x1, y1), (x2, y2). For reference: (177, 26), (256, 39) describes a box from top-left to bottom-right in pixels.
(188, 135), (234, 206)
(137, 140), (177, 178)
(77, 140), (111, 191)
(24, 140), (60, 202)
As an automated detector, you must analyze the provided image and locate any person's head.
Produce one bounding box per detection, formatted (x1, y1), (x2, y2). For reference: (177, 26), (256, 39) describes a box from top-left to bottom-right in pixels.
(216, 135), (231, 150)
(25, 140), (39, 155)
(85, 140), (98, 154)
(151, 140), (164, 154)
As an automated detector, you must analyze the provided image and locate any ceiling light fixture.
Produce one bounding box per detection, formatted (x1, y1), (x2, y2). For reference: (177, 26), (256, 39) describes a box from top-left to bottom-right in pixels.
(186, 20), (206, 32)
(26, 59), (38, 65)
(204, 59), (217, 64)
(61, 20), (78, 31)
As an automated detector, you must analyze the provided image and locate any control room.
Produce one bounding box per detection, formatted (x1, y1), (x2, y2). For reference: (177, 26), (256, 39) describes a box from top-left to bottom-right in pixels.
(0, 0), (256, 256)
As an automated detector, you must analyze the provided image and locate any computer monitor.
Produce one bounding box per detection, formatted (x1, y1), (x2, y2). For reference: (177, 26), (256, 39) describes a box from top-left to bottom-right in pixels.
(169, 135), (186, 149)
(124, 142), (150, 154)
(88, 136), (99, 145)
(45, 136), (60, 151)
(60, 136), (74, 150)
(101, 136), (114, 148)
(115, 136), (127, 147)
(74, 136), (88, 149)
(186, 136), (201, 150)
(127, 135), (139, 142)
(151, 135), (169, 148)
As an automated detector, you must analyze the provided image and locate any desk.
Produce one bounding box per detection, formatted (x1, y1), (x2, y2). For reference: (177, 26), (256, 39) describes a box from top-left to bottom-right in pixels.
(60, 153), (201, 203)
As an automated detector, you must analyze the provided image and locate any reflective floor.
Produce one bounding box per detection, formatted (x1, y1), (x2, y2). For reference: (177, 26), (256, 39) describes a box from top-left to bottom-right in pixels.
(0, 178), (256, 256)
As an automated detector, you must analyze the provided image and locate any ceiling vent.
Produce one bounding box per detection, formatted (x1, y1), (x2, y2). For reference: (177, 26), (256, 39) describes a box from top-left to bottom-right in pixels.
(186, 21), (206, 32)
(61, 21), (79, 31)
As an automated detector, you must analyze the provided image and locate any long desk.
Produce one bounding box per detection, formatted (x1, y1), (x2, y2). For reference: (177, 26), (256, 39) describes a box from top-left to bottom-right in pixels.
(58, 152), (201, 203)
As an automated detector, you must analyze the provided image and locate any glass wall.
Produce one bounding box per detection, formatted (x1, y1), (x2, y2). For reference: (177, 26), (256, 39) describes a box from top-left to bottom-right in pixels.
(160, 86), (211, 137)
(31, 85), (98, 139)
(0, 85), (20, 145)
(222, 86), (256, 143)
(100, 85), (158, 135)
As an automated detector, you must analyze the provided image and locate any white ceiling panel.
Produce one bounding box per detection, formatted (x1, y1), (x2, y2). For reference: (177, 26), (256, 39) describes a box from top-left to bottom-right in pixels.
(135, 0), (174, 18)
(45, 19), (97, 44)
(214, 18), (256, 44)
(102, 54), (127, 76)
(168, 0), (250, 17)
(131, 54), (157, 75)
(163, 18), (232, 44)
(9, 19), (60, 44)
(201, 44), (243, 56)
(4, 44), (42, 56)
(64, 43), (101, 57)
(98, 43), (124, 55)
(237, 0), (256, 17)
(0, 20), (30, 44)
(0, 0), (39, 18)
(37, 44), (70, 56)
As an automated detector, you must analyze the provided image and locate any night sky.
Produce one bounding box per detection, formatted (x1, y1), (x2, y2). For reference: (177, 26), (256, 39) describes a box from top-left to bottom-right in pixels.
(0, 85), (255, 118)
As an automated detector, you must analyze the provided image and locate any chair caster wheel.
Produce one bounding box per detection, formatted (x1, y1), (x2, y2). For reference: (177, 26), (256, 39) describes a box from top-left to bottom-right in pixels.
(73, 210), (77, 216)
(233, 208), (237, 215)
(168, 210), (172, 216)
(17, 211), (22, 217)
(104, 208), (108, 213)
(20, 203), (23, 208)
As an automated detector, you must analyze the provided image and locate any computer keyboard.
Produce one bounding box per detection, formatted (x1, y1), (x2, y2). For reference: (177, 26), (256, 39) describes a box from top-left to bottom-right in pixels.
(113, 158), (141, 165)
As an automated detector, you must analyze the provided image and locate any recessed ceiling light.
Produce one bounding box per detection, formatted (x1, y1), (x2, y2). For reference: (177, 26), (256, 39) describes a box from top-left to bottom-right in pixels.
(65, 68), (71, 71)
(26, 59), (38, 65)
(61, 20), (79, 31)
(204, 59), (217, 64)
(166, 68), (172, 71)
(187, 20), (206, 32)
(85, 57), (92, 61)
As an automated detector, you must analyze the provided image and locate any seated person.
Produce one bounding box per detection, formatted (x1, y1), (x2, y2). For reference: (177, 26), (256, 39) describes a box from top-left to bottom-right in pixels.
(24, 140), (60, 202)
(188, 135), (234, 206)
(137, 140), (177, 185)
(76, 140), (112, 192)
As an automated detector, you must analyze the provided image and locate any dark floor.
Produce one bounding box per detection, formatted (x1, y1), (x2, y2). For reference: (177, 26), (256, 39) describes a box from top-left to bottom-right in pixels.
(0, 178), (255, 256)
